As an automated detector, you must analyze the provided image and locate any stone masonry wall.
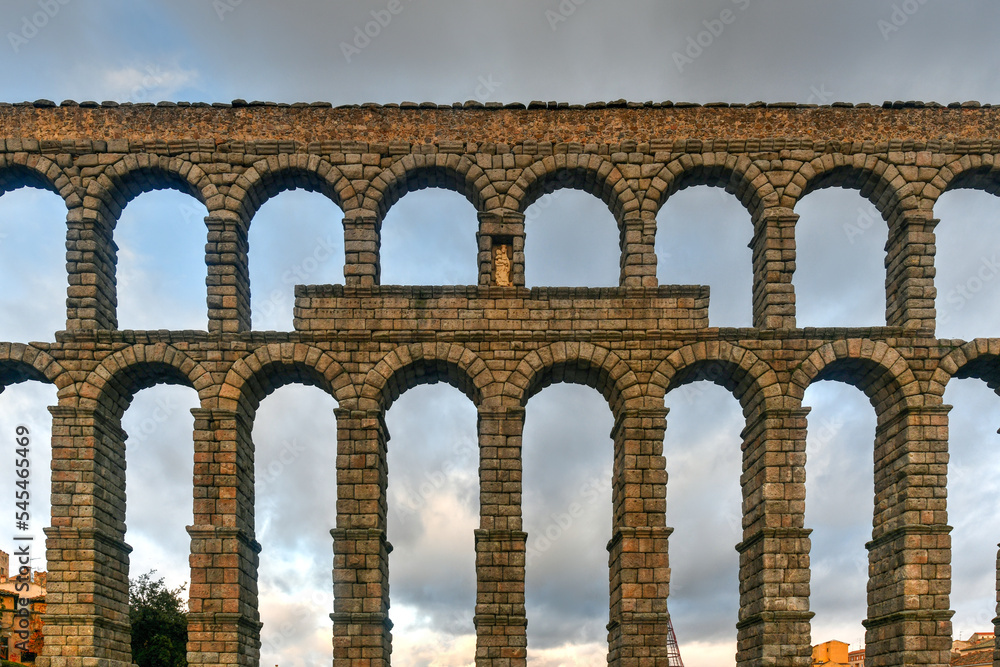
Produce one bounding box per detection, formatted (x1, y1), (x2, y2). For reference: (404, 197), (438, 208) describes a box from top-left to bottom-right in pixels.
(0, 102), (997, 666)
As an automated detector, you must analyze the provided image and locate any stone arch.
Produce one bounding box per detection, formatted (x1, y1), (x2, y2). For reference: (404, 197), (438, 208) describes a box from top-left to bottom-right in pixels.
(234, 155), (357, 223)
(507, 154), (638, 226)
(643, 152), (778, 220)
(507, 342), (638, 417)
(78, 343), (214, 419)
(925, 154), (1000, 209)
(784, 155), (917, 225)
(649, 341), (780, 417)
(789, 339), (922, 421)
(363, 153), (490, 222)
(0, 154), (78, 205)
(92, 154), (220, 224)
(359, 342), (494, 411)
(220, 343), (357, 415)
(0, 344), (70, 392)
(929, 339), (1000, 399)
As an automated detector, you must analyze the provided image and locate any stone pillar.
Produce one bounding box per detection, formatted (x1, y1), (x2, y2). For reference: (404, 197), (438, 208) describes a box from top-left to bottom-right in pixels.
(206, 214), (250, 333)
(475, 406), (527, 666)
(187, 408), (262, 667)
(343, 213), (380, 286)
(885, 211), (937, 331)
(865, 405), (952, 667)
(332, 407), (392, 665)
(750, 207), (797, 329)
(39, 405), (132, 667)
(736, 407), (813, 667)
(620, 212), (658, 287)
(607, 406), (671, 666)
(66, 205), (117, 329)
(477, 212), (525, 287)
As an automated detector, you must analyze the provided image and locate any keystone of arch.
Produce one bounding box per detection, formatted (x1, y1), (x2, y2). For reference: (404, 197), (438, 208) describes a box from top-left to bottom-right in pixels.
(505, 153), (638, 224)
(789, 339), (923, 413)
(77, 343), (215, 414)
(648, 341), (781, 416)
(362, 153), (489, 221)
(356, 342), (495, 411)
(506, 342), (639, 416)
(219, 343), (357, 412)
(929, 338), (1000, 399)
(0, 343), (71, 394)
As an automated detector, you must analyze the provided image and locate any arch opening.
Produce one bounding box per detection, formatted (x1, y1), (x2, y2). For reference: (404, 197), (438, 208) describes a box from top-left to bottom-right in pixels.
(122, 383), (201, 667)
(248, 189), (345, 330)
(934, 188), (1000, 338)
(115, 189), (208, 330)
(943, 372), (1000, 644)
(794, 188), (887, 327)
(0, 185), (68, 340)
(523, 382), (614, 664)
(379, 189), (479, 285)
(384, 383), (478, 664)
(253, 383), (339, 667)
(656, 185), (753, 326)
(523, 189), (619, 287)
(662, 380), (743, 666)
(802, 380), (876, 655)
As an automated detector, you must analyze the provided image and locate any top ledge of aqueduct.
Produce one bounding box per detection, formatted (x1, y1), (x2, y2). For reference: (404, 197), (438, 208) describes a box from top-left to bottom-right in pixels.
(0, 99), (997, 145)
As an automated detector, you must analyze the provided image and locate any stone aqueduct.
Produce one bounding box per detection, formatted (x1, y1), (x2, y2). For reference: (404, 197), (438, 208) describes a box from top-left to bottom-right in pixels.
(1, 100), (999, 667)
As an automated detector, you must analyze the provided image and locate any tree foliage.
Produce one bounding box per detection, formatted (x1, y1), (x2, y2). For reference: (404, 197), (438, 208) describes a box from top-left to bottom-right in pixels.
(129, 570), (188, 667)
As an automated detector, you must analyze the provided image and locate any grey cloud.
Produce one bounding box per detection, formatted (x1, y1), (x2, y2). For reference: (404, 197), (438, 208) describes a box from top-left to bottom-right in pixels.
(3, 2), (1000, 663)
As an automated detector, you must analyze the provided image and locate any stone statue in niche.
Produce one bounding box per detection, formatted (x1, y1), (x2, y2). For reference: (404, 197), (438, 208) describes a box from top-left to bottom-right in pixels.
(494, 243), (512, 286)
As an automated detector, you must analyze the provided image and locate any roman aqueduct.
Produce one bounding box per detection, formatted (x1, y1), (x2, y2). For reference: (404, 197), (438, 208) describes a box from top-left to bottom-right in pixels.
(0, 100), (998, 666)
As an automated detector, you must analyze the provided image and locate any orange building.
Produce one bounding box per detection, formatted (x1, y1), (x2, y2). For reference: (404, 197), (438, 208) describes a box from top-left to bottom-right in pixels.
(847, 648), (865, 666)
(951, 631), (994, 666)
(813, 640), (850, 666)
(0, 549), (46, 663)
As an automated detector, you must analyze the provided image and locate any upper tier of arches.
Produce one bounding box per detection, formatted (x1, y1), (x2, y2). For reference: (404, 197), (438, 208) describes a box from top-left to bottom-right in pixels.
(0, 145), (998, 332)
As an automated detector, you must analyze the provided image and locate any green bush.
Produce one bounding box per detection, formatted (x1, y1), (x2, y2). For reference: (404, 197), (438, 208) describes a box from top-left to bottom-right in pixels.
(129, 570), (188, 667)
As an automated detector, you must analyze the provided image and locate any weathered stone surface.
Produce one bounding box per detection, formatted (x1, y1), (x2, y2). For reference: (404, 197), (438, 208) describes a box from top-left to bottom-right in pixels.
(0, 103), (994, 666)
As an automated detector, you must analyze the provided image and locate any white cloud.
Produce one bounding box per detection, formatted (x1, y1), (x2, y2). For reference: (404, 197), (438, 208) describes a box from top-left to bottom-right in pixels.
(98, 62), (199, 102)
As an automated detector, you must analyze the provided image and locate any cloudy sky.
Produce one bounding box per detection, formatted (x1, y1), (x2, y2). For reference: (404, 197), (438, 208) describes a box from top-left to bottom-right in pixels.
(1, 1), (1000, 665)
